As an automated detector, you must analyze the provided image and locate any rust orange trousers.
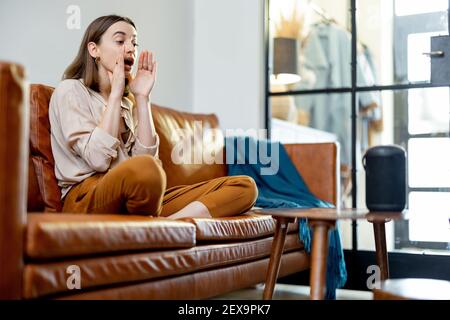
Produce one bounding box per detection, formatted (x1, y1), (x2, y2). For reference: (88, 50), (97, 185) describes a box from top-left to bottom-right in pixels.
(62, 155), (258, 218)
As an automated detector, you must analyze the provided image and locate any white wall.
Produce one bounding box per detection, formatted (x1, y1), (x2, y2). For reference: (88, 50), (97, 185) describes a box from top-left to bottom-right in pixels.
(0, 0), (266, 128)
(0, 0), (194, 111)
(193, 0), (265, 131)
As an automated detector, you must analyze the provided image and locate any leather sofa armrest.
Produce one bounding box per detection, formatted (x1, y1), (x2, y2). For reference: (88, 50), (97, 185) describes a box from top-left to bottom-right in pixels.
(0, 62), (28, 299)
(284, 142), (340, 206)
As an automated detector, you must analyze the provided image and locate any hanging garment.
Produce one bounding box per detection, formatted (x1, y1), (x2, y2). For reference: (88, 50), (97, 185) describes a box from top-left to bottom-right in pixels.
(293, 22), (380, 166)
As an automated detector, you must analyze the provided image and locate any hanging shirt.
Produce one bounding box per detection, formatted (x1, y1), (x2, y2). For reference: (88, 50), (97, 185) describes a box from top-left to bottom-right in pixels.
(293, 22), (379, 166)
(49, 79), (160, 199)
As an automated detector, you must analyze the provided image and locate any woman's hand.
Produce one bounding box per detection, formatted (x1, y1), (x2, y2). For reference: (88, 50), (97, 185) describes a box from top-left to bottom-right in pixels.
(129, 50), (157, 99)
(107, 49), (126, 100)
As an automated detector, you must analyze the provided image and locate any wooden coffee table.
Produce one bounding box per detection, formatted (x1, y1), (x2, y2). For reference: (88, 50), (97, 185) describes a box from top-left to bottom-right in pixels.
(373, 278), (450, 300)
(253, 207), (406, 300)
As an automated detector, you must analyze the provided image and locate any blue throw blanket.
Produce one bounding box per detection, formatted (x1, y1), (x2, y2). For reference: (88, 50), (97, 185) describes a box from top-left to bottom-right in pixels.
(225, 136), (347, 299)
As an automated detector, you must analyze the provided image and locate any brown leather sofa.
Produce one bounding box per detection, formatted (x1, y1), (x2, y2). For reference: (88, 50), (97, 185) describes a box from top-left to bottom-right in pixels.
(0, 62), (339, 300)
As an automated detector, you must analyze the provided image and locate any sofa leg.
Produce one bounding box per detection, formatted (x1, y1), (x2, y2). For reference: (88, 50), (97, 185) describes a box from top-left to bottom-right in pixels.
(263, 216), (294, 300)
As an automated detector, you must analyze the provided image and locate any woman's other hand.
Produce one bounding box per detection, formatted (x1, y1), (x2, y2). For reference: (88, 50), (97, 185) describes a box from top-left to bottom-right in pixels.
(129, 50), (157, 99)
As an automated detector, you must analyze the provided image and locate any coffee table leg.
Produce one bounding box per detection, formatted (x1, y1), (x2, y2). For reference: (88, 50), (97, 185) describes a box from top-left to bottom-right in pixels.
(263, 216), (294, 300)
(309, 220), (335, 300)
(373, 221), (389, 280)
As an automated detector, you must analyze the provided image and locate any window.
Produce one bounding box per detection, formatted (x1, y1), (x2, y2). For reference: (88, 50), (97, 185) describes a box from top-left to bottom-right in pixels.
(266, 0), (450, 254)
(395, 0), (448, 16)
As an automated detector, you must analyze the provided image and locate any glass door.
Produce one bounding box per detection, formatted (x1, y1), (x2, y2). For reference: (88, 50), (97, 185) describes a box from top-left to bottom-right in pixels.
(392, 1), (450, 251)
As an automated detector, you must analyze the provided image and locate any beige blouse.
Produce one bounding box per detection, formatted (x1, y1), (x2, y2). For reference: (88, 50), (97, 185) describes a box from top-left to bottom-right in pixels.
(49, 79), (159, 199)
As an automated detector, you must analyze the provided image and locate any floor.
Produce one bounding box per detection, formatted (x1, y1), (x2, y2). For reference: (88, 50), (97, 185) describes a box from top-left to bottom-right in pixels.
(213, 283), (373, 300)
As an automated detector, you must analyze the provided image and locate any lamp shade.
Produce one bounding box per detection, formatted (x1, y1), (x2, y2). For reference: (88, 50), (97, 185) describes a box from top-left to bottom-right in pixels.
(271, 37), (301, 85)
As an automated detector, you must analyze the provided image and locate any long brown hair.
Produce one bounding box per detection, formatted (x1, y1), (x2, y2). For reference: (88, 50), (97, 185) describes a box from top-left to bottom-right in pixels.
(63, 15), (136, 94)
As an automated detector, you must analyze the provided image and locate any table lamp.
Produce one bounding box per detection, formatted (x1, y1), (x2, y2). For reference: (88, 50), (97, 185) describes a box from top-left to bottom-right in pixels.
(270, 37), (301, 85)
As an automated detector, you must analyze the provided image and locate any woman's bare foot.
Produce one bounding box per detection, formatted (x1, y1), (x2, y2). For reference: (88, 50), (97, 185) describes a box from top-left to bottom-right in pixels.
(166, 201), (212, 219)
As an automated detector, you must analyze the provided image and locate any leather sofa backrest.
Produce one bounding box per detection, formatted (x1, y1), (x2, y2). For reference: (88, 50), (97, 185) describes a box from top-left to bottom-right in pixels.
(29, 84), (62, 212)
(284, 143), (338, 205)
(27, 84), (227, 212)
(152, 104), (227, 188)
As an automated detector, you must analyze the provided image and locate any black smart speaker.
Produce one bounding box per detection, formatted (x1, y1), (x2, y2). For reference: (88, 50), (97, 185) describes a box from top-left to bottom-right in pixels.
(362, 145), (407, 211)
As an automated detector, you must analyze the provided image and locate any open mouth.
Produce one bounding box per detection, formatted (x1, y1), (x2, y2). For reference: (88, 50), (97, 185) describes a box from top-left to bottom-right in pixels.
(124, 57), (134, 71)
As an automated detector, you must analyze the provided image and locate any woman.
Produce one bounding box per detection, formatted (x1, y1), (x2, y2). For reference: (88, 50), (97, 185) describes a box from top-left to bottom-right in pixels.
(49, 15), (258, 219)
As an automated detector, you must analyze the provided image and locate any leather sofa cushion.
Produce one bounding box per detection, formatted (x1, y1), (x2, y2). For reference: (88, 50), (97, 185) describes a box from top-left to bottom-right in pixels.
(29, 84), (62, 212)
(23, 233), (303, 299)
(152, 104), (227, 188)
(181, 212), (298, 241)
(26, 213), (196, 259)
